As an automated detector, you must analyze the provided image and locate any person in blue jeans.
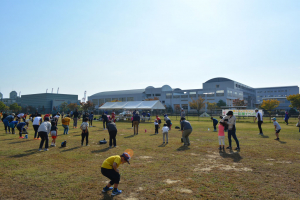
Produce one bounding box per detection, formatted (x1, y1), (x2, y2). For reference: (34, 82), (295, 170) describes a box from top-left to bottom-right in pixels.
(211, 117), (219, 132)
(225, 111), (240, 150)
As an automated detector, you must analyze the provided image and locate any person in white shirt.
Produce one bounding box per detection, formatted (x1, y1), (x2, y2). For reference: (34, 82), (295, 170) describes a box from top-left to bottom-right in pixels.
(162, 124), (169, 144)
(254, 108), (263, 135)
(38, 117), (51, 151)
(272, 117), (281, 141)
(32, 114), (42, 139)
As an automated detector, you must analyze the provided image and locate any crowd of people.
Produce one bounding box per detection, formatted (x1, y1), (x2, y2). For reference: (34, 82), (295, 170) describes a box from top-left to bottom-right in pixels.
(1, 108), (300, 196)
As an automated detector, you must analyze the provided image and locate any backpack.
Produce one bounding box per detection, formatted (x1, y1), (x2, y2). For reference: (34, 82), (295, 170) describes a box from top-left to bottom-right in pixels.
(175, 126), (180, 129)
(61, 141), (67, 147)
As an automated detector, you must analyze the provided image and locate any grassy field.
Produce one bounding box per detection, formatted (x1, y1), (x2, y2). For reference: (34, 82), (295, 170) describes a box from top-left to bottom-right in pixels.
(1, 116), (300, 200)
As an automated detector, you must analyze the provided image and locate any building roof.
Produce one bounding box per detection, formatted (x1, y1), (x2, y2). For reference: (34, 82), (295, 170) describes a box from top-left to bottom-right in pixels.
(204, 77), (233, 83)
(90, 89), (145, 97)
(99, 100), (166, 110)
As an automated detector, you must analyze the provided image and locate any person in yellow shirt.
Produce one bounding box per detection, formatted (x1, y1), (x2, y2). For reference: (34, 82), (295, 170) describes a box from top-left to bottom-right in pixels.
(61, 115), (71, 135)
(101, 152), (130, 196)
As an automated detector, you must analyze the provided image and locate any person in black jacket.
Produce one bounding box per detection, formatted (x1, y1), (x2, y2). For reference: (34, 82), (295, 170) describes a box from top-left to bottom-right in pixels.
(73, 109), (79, 128)
(102, 112), (108, 130)
(132, 112), (140, 135)
(107, 120), (118, 148)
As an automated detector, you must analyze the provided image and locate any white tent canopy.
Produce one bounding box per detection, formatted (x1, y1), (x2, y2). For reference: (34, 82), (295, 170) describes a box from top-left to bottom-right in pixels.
(99, 100), (165, 110)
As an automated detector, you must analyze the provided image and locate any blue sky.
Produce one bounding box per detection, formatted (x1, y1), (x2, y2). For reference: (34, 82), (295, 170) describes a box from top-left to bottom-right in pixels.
(0, 0), (299, 99)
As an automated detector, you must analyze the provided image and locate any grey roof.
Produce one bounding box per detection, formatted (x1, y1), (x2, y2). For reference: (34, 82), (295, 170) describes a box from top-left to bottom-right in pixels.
(90, 89), (145, 97)
(205, 77), (233, 83)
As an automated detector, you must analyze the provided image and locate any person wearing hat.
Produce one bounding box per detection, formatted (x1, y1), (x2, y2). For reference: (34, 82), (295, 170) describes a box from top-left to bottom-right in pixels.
(132, 112), (140, 135)
(101, 152), (131, 196)
(225, 111), (240, 150)
(254, 108), (264, 136)
(180, 117), (193, 146)
(272, 117), (281, 140)
(37, 117), (51, 151)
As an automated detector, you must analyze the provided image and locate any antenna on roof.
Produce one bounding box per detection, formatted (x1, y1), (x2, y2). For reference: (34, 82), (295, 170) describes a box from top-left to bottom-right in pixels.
(46, 89), (48, 93)
(52, 88), (53, 93)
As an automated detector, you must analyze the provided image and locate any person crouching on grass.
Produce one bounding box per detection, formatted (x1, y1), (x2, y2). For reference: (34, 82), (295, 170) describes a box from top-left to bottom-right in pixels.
(272, 117), (281, 141)
(101, 152), (131, 196)
(80, 117), (89, 146)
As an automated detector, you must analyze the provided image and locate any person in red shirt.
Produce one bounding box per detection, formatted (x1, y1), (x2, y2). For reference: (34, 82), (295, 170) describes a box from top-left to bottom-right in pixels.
(111, 110), (116, 123)
(156, 115), (161, 128)
(44, 114), (51, 121)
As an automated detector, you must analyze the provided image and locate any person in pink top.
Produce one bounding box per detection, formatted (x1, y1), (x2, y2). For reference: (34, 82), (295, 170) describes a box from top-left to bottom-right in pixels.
(218, 120), (226, 150)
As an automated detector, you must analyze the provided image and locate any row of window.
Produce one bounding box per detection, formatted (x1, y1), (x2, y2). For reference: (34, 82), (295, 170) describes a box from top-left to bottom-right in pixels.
(94, 97), (135, 104)
(257, 90), (288, 93)
(146, 94), (161, 98)
(257, 95), (287, 98)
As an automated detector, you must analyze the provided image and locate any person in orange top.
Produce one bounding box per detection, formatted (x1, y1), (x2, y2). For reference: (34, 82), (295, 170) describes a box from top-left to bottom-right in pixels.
(61, 114), (71, 135)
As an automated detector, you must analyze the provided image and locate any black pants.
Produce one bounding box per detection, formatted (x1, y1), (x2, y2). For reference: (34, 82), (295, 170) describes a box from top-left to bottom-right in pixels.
(155, 125), (159, 134)
(4, 125), (10, 132)
(109, 130), (117, 147)
(166, 120), (171, 129)
(11, 127), (15, 134)
(103, 121), (107, 129)
(285, 119), (288, 125)
(89, 119), (93, 126)
(39, 131), (49, 149)
(101, 168), (120, 185)
(228, 128), (239, 148)
(33, 125), (40, 138)
(17, 127), (22, 137)
(258, 121), (263, 134)
(213, 123), (217, 130)
(132, 121), (133, 127)
(81, 131), (89, 145)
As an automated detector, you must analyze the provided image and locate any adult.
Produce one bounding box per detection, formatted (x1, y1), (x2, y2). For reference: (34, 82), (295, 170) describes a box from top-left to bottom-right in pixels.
(101, 152), (131, 196)
(102, 112), (108, 130)
(61, 115), (71, 135)
(284, 111), (289, 125)
(180, 117), (192, 146)
(225, 111), (240, 150)
(73, 109), (79, 128)
(254, 108), (263, 136)
(132, 112), (140, 135)
(147, 111), (151, 121)
(211, 117), (219, 132)
(82, 112), (89, 122)
(32, 114), (42, 139)
(156, 115), (161, 128)
(3, 114), (15, 134)
(16, 122), (27, 138)
(180, 108), (186, 119)
(89, 112), (94, 127)
(38, 117), (51, 151)
(164, 114), (172, 130)
(107, 120), (117, 148)
(17, 113), (24, 122)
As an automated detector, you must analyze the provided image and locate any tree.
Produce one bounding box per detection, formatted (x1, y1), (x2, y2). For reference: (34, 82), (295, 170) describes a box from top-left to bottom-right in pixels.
(80, 101), (94, 112)
(189, 97), (205, 119)
(287, 94), (300, 112)
(68, 103), (78, 111)
(60, 102), (68, 112)
(217, 99), (226, 107)
(9, 103), (22, 112)
(0, 101), (6, 111)
(232, 99), (247, 106)
(207, 102), (218, 116)
(260, 99), (280, 122)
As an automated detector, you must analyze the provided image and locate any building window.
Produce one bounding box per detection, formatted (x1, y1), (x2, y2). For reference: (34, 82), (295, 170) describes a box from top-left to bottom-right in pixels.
(182, 104), (188, 109)
(216, 90), (224, 96)
(105, 98), (111, 102)
(166, 93), (172, 99)
(92, 99), (98, 105)
(216, 85), (219, 88)
(189, 92), (197, 98)
(173, 95), (180, 98)
(198, 94), (205, 97)
(119, 97), (126, 101)
(127, 97), (134, 101)
(99, 99), (104, 104)
(207, 92), (215, 97)
(181, 95), (188, 98)
(155, 94), (161, 96)
(146, 94), (151, 98)
(162, 101), (165, 103)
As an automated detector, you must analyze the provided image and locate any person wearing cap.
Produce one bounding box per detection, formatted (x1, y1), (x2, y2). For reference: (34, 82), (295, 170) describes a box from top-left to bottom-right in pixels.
(132, 111), (140, 135)
(225, 111), (240, 150)
(37, 117), (51, 151)
(180, 117), (193, 146)
(101, 152), (131, 196)
(254, 108), (264, 136)
(272, 117), (281, 141)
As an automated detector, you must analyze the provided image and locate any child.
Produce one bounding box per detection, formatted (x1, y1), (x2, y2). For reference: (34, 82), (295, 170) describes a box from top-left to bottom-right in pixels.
(16, 122), (27, 138)
(154, 119), (159, 134)
(50, 121), (58, 147)
(9, 121), (18, 134)
(80, 117), (89, 146)
(218, 120), (225, 150)
(162, 123), (169, 144)
(272, 117), (281, 141)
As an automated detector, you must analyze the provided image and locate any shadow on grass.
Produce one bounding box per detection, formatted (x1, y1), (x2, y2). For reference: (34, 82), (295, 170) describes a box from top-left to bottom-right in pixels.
(9, 140), (31, 144)
(91, 147), (110, 153)
(3, 138), (14, 141)
(278, 140), (287, 144)
(219, 150), (243, 162)
(176, 146), (190, 151)
(73, 134), (81, 137)
(9, 149), (38, 158)
(60, 146), (81, 152)
(100, 192), (113, 200)
(260, 135), (269, 138)
(124, 135), (135, 138)
(158, 143), (166, 147)
(150, 134), (157, 136)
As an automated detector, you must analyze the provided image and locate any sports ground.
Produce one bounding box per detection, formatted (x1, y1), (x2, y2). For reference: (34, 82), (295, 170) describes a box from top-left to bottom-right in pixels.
(0, 116), (300, 199)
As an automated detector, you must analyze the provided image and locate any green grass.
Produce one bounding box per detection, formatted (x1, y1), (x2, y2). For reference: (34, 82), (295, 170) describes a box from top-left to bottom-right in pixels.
(0, 117), (300, 199)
